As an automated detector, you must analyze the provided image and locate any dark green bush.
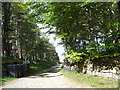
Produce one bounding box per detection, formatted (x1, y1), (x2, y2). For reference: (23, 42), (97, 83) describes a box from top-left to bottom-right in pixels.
(2, 56), (23, 65)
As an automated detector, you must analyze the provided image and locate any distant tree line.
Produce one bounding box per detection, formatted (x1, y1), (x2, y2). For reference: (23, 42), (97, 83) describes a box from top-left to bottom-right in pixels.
(1, 2), (59, 62)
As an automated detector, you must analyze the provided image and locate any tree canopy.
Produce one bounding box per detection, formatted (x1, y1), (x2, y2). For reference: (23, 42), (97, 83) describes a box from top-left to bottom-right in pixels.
(29, 2), (120, 71)
(2, 2), (59, 62)
(2, 2), (120, 72)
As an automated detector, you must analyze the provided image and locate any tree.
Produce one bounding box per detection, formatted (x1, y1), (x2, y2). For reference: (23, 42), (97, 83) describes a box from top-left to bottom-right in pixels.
(31, 2), (120, 72)
(2, 2), (59, 62)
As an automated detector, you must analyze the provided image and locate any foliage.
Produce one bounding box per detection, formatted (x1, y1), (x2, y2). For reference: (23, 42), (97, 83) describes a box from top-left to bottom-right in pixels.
(32, 2), (120, 70)
(2, 56), (23, 65)
(2, 2), (120, 72)
(2, 2), (59, 62)
(65, 50), (87, 63)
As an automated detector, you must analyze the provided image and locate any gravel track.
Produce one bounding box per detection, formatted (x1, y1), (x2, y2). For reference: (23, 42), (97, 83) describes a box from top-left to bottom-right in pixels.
(1, 64), (92, 88)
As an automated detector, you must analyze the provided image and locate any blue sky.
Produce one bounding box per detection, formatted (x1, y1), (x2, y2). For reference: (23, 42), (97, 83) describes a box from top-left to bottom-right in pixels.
(37, 24), (65, 62)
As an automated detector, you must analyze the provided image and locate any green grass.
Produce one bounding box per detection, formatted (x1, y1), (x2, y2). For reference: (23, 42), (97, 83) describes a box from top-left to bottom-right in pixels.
(61, 68), (118, 88)
(0, 77), (16, 84)
(28, 60), (57, 75)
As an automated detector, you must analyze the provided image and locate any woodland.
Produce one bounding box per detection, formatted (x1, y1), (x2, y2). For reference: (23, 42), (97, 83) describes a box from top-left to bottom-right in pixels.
(1, 2), (120, 73)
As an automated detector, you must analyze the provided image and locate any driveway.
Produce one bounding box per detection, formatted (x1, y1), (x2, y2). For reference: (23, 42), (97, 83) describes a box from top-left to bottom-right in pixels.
(1, 64), (92, 88)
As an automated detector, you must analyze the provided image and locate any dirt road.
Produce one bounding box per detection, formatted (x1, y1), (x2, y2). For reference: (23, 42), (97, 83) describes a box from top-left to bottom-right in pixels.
(1, 64), (92, 88)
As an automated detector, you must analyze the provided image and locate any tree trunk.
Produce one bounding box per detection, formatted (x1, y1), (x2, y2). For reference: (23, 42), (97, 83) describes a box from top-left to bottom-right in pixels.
(2, 2), (11, 56)
(0, 2), (2, 57)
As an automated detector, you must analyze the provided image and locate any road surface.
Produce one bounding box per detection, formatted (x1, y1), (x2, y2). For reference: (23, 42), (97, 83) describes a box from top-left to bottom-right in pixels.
(1, 64), (92, 88)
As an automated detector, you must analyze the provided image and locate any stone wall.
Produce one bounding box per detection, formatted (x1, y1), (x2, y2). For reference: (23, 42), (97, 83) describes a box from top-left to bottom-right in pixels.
(84, 64), (120, 79)
(64, 64), (120, 79)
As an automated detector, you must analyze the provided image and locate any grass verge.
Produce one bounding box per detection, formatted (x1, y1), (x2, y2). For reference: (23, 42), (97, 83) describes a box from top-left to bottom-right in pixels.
(61, 68), (118, 88)
(28, 60), (57, 76)
(0, 77), (16, 84)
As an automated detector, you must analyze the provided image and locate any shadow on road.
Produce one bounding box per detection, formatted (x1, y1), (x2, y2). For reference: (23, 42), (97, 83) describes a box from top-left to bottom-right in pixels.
(29, 64), (63, 79)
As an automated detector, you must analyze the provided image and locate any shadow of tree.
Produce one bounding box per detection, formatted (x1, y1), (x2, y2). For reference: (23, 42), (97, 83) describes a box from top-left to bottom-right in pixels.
(29, 64), (63, 79)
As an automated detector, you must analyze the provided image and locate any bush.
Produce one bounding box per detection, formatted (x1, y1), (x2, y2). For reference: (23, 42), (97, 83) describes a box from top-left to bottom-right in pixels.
(2, 56), (23, 65)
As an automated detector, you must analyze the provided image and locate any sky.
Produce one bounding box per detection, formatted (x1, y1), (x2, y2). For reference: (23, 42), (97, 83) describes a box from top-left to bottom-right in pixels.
(37, 24), (65, 62)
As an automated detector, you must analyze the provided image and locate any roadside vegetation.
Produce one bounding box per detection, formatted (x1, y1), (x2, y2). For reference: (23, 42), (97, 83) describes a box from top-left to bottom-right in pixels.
(0, 77), (16, 84)
(28, 60), (58, 75)
(61, 68), (118, 88)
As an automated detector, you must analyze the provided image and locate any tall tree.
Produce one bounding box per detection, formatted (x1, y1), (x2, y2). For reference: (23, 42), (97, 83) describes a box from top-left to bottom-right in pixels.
(2, 2), (59, 62)
(30, 2), (120, 71)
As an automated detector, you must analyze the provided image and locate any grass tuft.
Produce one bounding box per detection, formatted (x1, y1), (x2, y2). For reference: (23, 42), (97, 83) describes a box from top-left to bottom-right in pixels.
(0, 77), (16, 84)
